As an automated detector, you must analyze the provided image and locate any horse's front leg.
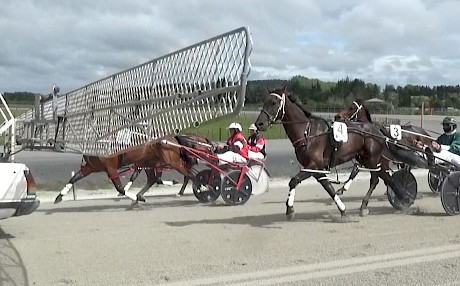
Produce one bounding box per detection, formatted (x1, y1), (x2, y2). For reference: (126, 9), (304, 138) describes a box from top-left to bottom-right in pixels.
(286, 171), (311, 221)
(359, 171), (380, 217)
(313, 173), (348, 219)
(336, 164), (360, 195)
(54, 166), (92, 204)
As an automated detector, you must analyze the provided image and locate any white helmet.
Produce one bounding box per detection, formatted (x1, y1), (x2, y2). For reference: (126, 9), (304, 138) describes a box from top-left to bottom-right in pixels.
(248, 124), (257, 131)
(228, 122), (242, 132)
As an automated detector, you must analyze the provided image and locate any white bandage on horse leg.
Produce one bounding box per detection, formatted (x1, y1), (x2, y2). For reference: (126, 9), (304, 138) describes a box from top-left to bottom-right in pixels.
(60, 183), (73, 195)
(125, 191), (137, 201)
(123, 181), (133, 192)
(343, 179), (353, 191)
(334, 195), (346, 212)
(287, 189), (296, 207)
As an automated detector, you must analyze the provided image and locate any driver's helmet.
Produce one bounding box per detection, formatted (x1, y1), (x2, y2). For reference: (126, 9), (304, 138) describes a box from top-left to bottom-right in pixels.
(442, 117), (457, 125)
(442, 116), (457, 131)
(248, 124), (258, 131)
(227, 122), (242, 132)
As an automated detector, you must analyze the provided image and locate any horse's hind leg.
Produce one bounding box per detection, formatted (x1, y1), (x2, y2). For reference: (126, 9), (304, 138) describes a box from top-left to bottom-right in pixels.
(54, 168), (92, 204)
(176, 176), (189, 197)
(134, 169), (158, 203)
(123, 167), (142, 193)
(286, 171), (311, 221)
(359, 171), (380, 217)
(314, 174), (348, 220)
(108, 171), (138, 201)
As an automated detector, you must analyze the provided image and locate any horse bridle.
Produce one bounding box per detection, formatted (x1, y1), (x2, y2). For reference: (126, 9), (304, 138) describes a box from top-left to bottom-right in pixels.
(348, 101), (363, 121)
(261, 92), (286, 124)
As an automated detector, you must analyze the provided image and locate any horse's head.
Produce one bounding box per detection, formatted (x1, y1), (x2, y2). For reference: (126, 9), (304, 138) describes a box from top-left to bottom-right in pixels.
(335, 99), (372, 122)
(255, 86), (287, 131)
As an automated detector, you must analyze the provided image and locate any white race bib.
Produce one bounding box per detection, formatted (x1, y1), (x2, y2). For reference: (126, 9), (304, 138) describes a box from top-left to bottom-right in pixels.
(333, 122), (348, 142)
(389, 124), (402, 140)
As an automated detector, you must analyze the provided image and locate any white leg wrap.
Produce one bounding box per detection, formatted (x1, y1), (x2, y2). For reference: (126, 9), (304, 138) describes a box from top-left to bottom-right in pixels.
(125, 191), (137, 201)
(287, 189), (296, 207)
(343, 179), (353, 191)
(123, 181), (133, 192)
(162, 180), (174, 186)
(60, 183), (72, 195)
(334, 195), (346, 212)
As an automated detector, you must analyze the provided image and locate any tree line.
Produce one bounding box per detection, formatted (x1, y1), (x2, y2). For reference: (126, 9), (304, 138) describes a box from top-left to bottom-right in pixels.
(246, 76), (460, 109)
(4, 76), (460, 109)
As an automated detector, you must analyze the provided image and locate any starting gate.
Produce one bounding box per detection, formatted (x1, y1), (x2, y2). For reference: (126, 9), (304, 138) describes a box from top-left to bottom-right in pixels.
(16, 27), (252, 156)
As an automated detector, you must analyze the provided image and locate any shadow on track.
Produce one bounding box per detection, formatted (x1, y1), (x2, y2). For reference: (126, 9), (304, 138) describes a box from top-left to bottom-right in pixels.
(0, 228), (29, 286)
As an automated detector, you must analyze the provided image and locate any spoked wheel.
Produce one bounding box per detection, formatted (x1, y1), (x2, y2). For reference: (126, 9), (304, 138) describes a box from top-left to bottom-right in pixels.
(428, 168), (448, 193)
(387, 169), (417, 210)
(440, 172), (460, 215)
(192, 169), (222, 203)
(221, 170), (252, 206)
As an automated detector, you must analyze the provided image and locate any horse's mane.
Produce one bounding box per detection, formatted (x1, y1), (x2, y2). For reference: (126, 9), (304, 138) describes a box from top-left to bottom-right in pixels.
(287, 93), (322, 120)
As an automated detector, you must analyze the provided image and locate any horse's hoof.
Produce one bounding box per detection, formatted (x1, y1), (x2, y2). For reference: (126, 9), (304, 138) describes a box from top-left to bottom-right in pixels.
(286, 206), (295, 221)
(340, 212), (350, 222)
(336, 189), (344, 196)
(359, 208), (369, 217)
(137, 195), (146, 202)
(117, 193), (124, 197)
(175, 194), (181, 198)
(172, 180), (180, 185)
(54, 194), (63, 204)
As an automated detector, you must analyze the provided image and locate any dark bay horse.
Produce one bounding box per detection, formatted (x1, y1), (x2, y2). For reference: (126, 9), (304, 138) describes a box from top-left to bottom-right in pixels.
(54, 133), (213, 204)
(333, 99), (434, 197)
(255, 87), (407, 220)
(335, 99), (433, 167)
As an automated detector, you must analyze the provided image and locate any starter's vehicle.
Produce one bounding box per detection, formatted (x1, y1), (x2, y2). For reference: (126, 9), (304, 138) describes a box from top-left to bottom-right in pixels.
(0, 162), (39, 220)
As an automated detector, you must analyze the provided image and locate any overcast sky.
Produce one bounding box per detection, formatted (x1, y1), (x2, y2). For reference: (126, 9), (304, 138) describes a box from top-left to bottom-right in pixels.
(1, 0), (459, 94)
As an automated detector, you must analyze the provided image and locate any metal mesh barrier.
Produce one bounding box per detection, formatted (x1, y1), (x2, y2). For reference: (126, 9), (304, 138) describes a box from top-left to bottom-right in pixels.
(16, 27), (252, 156)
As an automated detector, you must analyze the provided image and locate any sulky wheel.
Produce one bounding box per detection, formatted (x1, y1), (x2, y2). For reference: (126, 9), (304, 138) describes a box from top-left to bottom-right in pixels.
(387, 169), (417, 210)
(247, 164), (269, 196)
(192, 169), (222, 203)
(221, 170), (252, 206)
(440, 171), (460, 215)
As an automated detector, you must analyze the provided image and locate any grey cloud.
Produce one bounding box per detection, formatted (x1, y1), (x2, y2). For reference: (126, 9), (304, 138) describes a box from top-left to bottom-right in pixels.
(1, 0), (460, 94)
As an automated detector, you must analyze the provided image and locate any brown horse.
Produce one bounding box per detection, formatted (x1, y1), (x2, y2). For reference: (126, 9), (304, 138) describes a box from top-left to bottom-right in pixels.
(255, 87), (409, 220)
(54, 133), (214, 204)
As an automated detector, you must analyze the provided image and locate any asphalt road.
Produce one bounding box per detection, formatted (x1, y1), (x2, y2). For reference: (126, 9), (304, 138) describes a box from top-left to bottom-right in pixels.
(1, 172), (460, 286)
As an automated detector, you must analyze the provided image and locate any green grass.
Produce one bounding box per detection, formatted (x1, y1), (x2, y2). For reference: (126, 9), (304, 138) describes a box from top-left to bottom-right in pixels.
(184, 114), (287, 141)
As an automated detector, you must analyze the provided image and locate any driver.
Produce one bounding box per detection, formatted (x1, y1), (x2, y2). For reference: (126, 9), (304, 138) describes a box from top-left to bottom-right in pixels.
(215, 122), (249, 164)
(416, 116), (460, 166)
(247, 124), (266, 160)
